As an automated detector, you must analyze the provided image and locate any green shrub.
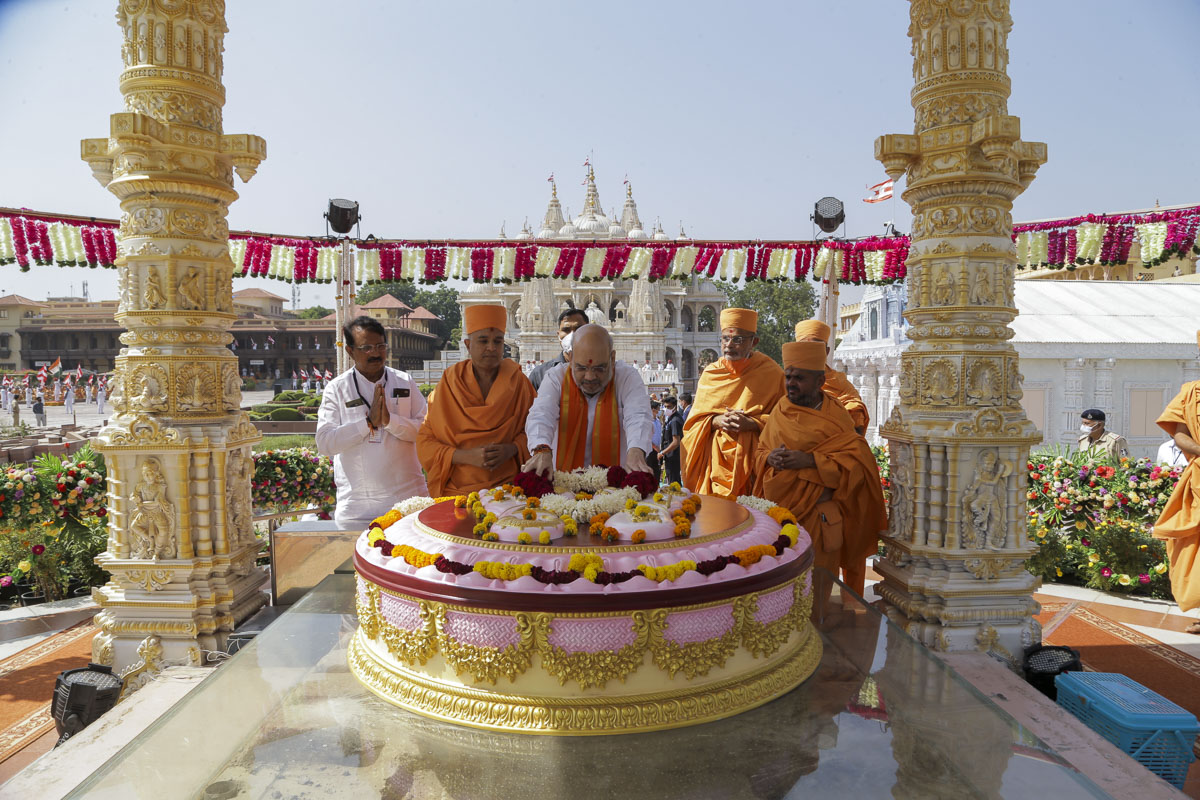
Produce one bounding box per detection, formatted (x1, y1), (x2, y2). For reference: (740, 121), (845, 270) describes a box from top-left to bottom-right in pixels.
(268, 407), (303, 421)
(418, 383), (436, 397)
(303, 413), (317, 421)
(273, 390), (307, 403)
(252, 404), (274, 414)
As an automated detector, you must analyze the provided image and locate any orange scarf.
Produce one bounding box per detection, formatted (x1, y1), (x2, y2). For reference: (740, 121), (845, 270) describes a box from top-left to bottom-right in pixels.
(557, 366), (621, 470)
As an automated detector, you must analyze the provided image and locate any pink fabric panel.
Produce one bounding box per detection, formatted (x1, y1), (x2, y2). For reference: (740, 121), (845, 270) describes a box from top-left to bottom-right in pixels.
(444, 610), (522, 649)
(754, 584), (795, 625)
(664, 605), (736, 644)
(547, 615), (637, 653)
(379, 592), (423, 631)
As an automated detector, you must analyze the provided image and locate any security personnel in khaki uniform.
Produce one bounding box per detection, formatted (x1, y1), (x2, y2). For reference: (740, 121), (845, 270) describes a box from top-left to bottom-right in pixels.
(1077, 408), (1129, 461)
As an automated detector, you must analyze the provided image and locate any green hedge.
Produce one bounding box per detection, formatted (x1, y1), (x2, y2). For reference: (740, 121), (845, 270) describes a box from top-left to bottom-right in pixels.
(268, 408), (304, 421)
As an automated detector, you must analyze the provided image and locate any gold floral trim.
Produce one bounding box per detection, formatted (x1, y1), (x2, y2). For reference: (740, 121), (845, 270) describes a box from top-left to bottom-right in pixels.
(533, 611), (655, 690)
(348, 624), (822, 735)
(741, 579), (809, 659)
(356, 571), (811, 689)
(437, 610), (538, 685)
(647, 605), (743, 679)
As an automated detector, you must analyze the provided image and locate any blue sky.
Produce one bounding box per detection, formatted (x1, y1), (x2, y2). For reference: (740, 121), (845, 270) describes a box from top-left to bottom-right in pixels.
(1, 0), (1197, 307)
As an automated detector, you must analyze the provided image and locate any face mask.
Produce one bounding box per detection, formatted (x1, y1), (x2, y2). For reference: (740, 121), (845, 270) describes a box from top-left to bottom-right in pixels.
(1080, 423), (1094, 435)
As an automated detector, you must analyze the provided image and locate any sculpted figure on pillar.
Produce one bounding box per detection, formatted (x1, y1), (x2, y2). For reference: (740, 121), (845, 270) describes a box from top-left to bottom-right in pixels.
(129, 458), (175, 560)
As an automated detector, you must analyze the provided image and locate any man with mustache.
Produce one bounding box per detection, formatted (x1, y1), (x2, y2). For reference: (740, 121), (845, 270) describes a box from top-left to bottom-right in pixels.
(682, 308), (785, 497)
(317, 315), (428, 530)
(753, 341), (887, 596)
(523, 323), (654, 476)
(528, 306), (588, 392)
(418, 304), (535, 497)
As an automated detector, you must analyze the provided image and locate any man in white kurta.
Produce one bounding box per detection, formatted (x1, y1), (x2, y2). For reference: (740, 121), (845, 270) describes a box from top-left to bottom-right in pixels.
(97, 384), (106, 415)
(64, 383), (75, 415)
(317, 316), (429, 530)
(54, 379), (62, 402)
(523, 324), (654, 475)
(85, 382), (93, 404)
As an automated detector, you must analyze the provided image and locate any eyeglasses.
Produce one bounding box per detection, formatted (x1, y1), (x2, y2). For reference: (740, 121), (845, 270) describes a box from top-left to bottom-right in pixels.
(720, 336), (749, 346)
(353, 343), (388, 354)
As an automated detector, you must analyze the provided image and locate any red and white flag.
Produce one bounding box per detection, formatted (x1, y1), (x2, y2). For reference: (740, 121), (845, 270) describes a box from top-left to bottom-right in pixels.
(37, 366), (48, 381)
(300, 368), (308, 380)
(863, 179), (894, 204)
(324, 368), (333, 380)
(291, 370), (298, 380)
(75, 365), (83, 380)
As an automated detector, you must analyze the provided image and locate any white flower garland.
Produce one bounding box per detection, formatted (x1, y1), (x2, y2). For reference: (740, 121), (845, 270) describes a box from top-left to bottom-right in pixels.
(1136, 222), (1168, 266)
(0, 218), (16, 262)
(391, 495), (438, 518)
(1029, 231), (1049, 266)
(1075, 222), (1106, 264)
(736, 494), (781, 513)
(539, 486), (641, 522)
(550, 467), (613, 494)
(863, 250), (886, 282)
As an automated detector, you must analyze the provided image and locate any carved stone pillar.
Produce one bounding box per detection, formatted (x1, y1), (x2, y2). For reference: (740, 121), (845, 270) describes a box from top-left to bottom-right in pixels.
(1062, 357), (1086, 438)
(1181, 359), (1200, 386)
(874, 0), (1047, 664)
(82, 0), (267, 673)
(1093, 357), (1116, 428)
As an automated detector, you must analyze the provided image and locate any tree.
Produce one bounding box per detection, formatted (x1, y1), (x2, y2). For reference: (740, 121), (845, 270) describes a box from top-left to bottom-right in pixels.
(296, 305), (332, 319)
(715, 280), (817, 363)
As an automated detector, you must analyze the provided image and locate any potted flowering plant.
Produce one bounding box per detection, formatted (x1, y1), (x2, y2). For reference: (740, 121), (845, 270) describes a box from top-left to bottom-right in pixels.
(251, 448), (335, 515)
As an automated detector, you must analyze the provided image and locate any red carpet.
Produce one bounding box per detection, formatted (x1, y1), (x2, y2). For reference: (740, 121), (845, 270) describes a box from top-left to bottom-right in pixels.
(0, 620), (96, 764)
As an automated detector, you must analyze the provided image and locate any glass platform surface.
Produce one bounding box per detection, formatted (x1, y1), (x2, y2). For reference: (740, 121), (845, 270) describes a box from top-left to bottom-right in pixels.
(68, 573), (1112, 800)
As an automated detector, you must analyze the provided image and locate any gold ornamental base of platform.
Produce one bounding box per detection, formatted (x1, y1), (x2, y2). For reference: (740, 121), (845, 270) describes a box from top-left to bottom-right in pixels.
(348, 620), (822, 735)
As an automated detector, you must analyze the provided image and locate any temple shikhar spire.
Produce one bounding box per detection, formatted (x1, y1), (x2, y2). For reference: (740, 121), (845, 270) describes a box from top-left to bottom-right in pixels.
(874, 0), (1047, 664)
(81, 0), (267, 673)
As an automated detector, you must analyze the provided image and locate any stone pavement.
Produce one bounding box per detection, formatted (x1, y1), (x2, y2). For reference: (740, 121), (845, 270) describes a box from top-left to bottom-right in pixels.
(19, 389), (277, 431)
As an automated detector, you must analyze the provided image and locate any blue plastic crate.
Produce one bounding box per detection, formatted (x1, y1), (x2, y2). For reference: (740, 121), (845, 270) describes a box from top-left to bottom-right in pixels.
(1055, 671), (1199, 789)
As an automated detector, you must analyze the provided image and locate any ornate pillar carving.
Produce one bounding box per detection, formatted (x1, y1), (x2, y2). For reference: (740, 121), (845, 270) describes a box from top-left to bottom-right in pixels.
(1181, 359), (1200, 386)
(1092, 357), (1116, 428)
(82, 0), (267, 673)
(874, 0), (1047, 664)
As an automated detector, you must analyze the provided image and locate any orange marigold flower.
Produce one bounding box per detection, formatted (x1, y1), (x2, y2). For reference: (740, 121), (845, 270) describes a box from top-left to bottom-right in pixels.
(631, 529), (646, 544)
(521, 509), (536, 520)
(733, 544), (777, 568)
(526, 497), (541, 508)
(602, 527), (619, 543)
(589, 513), (610, 526)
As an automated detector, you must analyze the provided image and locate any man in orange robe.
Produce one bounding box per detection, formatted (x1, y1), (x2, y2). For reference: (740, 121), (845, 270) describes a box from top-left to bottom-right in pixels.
(753, 341), (888, 596)
(794, 319), (869, 436)
(417, 304), (535, 498)
(682, 308), (785, 498)
(1152, 343), (1200, 632)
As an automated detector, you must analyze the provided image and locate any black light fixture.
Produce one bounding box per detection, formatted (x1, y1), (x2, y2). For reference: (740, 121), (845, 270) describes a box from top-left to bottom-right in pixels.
(325, 199), (360, 235)
(812, 196), (845, 235)
(52, 662), (122, 745)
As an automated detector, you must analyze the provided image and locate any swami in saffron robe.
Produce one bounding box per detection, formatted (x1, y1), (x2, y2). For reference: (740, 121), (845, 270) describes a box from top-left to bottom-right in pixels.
(1152, 381), (1200, 612)
(823, 368), (869, 434)
(417, 359), (535, 498)
(682, 351), (785, 498)
(752, 395), (888, 594)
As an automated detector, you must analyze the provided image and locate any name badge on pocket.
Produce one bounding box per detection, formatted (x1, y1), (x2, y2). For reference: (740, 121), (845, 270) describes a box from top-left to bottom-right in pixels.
(393, 388), (409, 398)
(346, 398), (366, 408)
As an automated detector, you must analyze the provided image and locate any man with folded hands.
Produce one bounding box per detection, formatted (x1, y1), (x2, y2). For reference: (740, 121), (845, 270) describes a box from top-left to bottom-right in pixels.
(753, 341), (887, 595)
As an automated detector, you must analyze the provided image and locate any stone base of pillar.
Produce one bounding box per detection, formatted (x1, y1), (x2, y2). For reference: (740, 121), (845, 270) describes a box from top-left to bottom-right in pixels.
(874, 553), (1040, 666)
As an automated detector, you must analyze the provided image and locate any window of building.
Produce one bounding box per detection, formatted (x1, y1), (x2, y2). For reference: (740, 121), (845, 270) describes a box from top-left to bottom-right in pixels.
(0, 309), (8, 318)
(71, 335), (79, 350)
(90, 336), (98, 349)
(1021, 388), (1046, 434)
(1128, 388), (1166, 437)
(868, 306), (879, 340)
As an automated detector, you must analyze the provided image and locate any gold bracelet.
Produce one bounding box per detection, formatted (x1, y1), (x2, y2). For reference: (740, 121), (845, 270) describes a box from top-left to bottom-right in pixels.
(532, 444), (551, 455)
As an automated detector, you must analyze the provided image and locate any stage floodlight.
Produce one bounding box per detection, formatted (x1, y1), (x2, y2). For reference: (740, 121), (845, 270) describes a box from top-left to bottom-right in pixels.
(52, 662), (122, 745)
(325, 199), (360, 235)
(812, 197), (845, 234)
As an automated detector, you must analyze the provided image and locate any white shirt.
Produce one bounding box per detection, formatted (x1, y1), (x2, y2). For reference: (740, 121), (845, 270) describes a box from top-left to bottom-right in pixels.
(526, 361), (654, 469)
(1157, 439), (1188, 468)
(316, 366), (428, 527)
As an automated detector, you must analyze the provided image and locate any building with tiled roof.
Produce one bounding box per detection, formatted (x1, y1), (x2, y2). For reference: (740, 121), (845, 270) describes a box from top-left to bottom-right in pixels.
(232, 287), (287, 317)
